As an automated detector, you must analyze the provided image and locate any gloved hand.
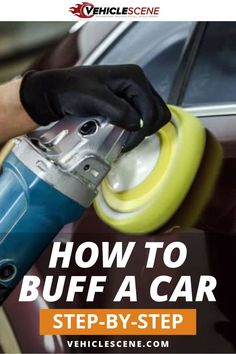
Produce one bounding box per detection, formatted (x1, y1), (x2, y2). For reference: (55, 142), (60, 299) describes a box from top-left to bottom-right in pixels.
(20, 65), (171, 151)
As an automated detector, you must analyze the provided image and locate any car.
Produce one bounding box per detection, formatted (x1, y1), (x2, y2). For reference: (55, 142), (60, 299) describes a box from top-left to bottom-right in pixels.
(1, 21), (236, 353)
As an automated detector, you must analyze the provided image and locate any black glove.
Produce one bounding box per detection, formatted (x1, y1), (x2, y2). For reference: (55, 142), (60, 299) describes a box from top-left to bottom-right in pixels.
(20, 65), (170, 151)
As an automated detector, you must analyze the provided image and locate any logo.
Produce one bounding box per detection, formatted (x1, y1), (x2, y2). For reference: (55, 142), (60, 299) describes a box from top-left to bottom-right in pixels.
(69, 2), (94, 18)
(69, 2), (160, 19)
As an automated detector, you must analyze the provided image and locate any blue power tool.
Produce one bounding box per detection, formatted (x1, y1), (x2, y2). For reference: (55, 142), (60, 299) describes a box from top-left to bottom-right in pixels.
(0, 116), (127, 304)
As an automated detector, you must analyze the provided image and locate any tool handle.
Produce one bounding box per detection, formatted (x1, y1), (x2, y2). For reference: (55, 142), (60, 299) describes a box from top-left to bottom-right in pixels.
(0, 152), (85, 304)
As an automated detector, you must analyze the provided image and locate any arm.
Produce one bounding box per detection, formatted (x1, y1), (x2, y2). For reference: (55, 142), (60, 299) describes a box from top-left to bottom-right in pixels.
(0, 79), (38, 144)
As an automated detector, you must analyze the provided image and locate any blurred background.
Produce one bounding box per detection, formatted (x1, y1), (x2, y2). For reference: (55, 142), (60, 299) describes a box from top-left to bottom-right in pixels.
(0, 22), (75, 82)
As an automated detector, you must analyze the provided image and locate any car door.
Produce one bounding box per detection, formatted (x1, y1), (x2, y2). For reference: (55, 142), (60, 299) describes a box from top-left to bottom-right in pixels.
(72, 22), (236, 352)
(172, 23), (236, 351)
(70, 23), (236, 352)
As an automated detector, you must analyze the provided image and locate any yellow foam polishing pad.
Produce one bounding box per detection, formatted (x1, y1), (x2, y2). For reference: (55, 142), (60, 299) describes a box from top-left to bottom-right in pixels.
(94, 105), (206, 234)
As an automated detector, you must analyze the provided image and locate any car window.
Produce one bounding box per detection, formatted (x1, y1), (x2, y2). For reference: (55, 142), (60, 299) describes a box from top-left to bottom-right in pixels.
(98, 22), (194, 102)
(182, 22), (236, 106)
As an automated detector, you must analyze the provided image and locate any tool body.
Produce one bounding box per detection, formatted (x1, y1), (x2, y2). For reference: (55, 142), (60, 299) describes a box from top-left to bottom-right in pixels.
(0, 116), (127, 303)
